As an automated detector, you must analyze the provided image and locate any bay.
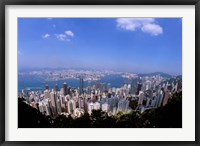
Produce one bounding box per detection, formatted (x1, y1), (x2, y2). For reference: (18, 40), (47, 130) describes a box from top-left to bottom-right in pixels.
(18, 74), (133, 92)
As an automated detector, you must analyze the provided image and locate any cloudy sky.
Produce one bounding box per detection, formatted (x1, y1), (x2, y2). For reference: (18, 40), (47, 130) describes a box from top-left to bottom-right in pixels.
(18, 18), (182, 75)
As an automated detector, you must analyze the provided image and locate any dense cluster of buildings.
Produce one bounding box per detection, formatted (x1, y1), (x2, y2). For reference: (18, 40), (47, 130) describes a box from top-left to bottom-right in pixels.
(19, 69), (137, 82)
(19, 74), (182, 118)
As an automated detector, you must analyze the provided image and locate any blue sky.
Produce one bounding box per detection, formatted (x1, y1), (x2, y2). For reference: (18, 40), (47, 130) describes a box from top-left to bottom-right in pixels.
(18, 18), (182, 75)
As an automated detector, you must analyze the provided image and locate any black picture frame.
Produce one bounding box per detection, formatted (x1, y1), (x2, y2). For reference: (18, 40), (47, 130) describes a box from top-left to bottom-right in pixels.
(0, 0), (200, 145)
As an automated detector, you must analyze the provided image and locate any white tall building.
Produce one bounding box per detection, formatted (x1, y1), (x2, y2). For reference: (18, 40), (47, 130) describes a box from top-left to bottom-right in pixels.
(43, 103), (51, 116)
(67, 99), (76, 114)
(57, 99), (62, 114)
(138, 91), (144, 105)
(117, 99), (129, 113)
(50, 91), (57, 116)
(88, 102), (94, 114)
(146, 97), (151, 107)
(145, 80), (151, 90)
(151, 99), (156, 107)
(38, 102), (44, 113)
(93, 102), (101, 110)
(60, 95), (66, 109)
(163, 90), (170, 106)
(157, 90), (164, 107)
(102, 103), (110, 112)
(50, 91), (56, 107)
(44, 89), (50, 99)
(78, 97), (84, 109)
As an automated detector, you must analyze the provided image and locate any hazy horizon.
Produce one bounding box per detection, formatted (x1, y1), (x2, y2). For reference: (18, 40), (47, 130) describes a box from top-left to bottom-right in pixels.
(18, 66), (182, 76)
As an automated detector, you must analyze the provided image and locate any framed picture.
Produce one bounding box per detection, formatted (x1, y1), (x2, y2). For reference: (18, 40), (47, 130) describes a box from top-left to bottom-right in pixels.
(0, 0), (199, 145)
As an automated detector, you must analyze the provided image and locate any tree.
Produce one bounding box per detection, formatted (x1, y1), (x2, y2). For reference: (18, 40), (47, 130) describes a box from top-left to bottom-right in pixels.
(18, 98), (50, 128)
(140, 91), (182, 128)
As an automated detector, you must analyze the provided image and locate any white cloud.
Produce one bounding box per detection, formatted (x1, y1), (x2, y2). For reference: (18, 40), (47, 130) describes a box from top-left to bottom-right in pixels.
(65, 30), (74, 37)
(55, 30), (74, 41)
(55, 34), (67, 41)
(116, 18), (163, 36)
(42, 34), (50, 39)
(141, 23), (163, 36)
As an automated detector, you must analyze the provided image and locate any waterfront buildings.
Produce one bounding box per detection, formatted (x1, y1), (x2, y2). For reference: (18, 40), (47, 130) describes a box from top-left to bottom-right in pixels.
(19, 73), (181, 118)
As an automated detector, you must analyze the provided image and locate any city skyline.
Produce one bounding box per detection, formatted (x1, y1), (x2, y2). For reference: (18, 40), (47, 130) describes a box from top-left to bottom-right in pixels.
(18, 71), (182, 128)
(18, 18), (182, 75)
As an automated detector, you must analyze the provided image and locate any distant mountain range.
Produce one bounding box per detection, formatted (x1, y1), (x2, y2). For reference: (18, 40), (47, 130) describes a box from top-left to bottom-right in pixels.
(138, 72), (181, 78)
(18, 67), (181, 79)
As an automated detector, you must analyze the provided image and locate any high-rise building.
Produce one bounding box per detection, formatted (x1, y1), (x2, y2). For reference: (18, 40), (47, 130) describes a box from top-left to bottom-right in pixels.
(145, 81), (151, 91)
(138, 91), (144, 105)
(151, 98), (156, 107)
(38, 102), (44, 113)
(44, 90), (50, 99)
(146, 97), (151, 107)
(88, 102), (94, 114)
(102, 103), (110, 112)
(130, 80), (137, 94)
(79, 78), (84, 95)
(50, 91), (57, 116)
(78, 97), (84, 109)
(48, 100), (53, 117)
(63, 82), (68, 96)
(118, 99), (129, 113)
(43, 102), (51, 116)
(157, 90), (164, 107)
(83, 96), (88, 113)
(136, 83), (142, 95)
(163, 90), (170, 106)
(56, 98), (62, 114)
(93, 102), (101, 110)
(67, 99), (76, 114)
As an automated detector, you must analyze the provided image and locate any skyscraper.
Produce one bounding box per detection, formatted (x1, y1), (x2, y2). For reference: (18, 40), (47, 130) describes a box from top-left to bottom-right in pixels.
(68, 99), (76, 114)
(163, 90), (170, 106)
(138, 91), (144, 105)
(50, 91), (57, 116)
(136, 83), (142, 95)
(88, 102), (94, 114)
(63, 82), (68, 96)
(118, 99), (129, 113)
(130, 80), (137, 94)
(157, 90), (164, 107)
(79, 78), (84, 95)
(56, 98), (62, 114)
(93, 102), (101, 110)
(102, 103), (110, 113)
(44, 90), (50, 99)
(78, 97), (84, 109)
